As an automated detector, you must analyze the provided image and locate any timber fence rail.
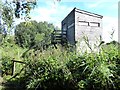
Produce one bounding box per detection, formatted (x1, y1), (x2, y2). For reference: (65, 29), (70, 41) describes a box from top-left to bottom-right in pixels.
(11, 59), (26, 76)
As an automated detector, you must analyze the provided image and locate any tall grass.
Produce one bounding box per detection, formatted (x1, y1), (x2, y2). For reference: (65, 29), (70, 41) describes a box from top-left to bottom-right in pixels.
(6, 42), (119, 90)
(1, 36), (120, 90)
(0, 36), (27, 76)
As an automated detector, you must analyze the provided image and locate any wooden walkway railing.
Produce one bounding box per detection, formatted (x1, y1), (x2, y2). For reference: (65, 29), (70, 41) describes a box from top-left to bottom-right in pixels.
(51, 30), (67, 45)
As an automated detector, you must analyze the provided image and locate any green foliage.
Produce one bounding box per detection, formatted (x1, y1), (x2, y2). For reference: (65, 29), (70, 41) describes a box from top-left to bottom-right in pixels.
(1, 34), (119, 90)
(6, 42), (119, 90)
(0, 36), (26, 59)
(0, 1), (14, 36)
(0, 0), (37, 19)
(0, 0), (2, 8)
(1, 56), (13, 76)
(12, 0), (37, 19)
(2, 3), (14, 30)
(22, 48), (75, 90)
(15, 21), (54, 48)
(0, 36), (26, 76)
(0, 34), (3, 43)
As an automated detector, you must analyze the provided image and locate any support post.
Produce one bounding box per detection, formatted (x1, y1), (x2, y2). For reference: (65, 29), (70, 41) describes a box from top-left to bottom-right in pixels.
(11, 59), (15, 76)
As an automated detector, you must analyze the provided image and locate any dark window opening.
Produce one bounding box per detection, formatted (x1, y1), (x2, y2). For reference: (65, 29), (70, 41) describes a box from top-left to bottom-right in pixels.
(90, 22), (100, 27)
(79, 21), (89, 26)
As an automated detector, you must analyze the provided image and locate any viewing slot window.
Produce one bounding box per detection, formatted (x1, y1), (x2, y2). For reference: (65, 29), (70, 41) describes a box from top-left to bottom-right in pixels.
(79, 21), (89, 26)
(90, 22), (100, 27)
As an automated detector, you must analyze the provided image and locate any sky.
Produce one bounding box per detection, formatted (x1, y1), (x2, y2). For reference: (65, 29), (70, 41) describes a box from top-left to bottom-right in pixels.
(21, 0), (119, 43)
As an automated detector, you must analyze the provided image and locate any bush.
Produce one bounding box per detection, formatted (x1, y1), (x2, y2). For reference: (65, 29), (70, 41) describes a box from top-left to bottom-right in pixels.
(23, 44), (119, 90)
(15, 21), (54, 48)
(1, 56), (13, 76)
(3, 42), (120, 90)
(0, 40), (26, 77)
(22, 48), (76, 90)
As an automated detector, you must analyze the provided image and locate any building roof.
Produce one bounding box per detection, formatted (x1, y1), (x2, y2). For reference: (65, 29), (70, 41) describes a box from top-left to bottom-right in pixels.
(74, 7), (103, 19)
(62, 7), (103, 22)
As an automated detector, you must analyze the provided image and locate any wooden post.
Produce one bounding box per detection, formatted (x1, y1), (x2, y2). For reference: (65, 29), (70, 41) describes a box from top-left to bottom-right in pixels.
(11, 59), (15, 76)
(11, 59), (16, 76)
(11, 60), (14, 75)
(13, 61), (15, 75)
(11, 59), (25, 76)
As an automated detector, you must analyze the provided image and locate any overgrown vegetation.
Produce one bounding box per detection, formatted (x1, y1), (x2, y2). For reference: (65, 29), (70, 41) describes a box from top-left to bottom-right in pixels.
(0, 1), (119, 90)
(15, 21), (54, 48)
(0, 34), (120, 90)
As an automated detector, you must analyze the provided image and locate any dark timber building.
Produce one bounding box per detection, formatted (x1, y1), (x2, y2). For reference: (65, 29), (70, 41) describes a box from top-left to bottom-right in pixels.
(61, 7), (103, 52)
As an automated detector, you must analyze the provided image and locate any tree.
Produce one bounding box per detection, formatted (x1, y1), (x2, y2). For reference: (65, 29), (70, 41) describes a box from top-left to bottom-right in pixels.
(0, 0), (60, 43)
(15, 21), (54, 48)
(0, 0), (37, 40)
(0, 0), (60, 34)
(2, 2), (14, 32)
(1, 0), (60, 19)
(13, 0), (37, 19)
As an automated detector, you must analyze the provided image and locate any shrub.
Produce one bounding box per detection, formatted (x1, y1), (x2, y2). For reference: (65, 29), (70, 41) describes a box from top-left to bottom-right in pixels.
(1, 56), (13, 76)
(23, 48), (76, 90)
(3, 42), (120, 90)
(23, 44), (119, 90)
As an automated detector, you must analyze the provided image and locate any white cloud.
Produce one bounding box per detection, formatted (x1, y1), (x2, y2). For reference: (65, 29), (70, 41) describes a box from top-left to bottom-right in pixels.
(85, 0), (119, 9)
(29, 1), (118, 43)
(86, 0), (104, 8)
(30, 3), (73, 28)
(83, 1), (118, 43)
(102, 16), (118, 42)
(55, 0), (119, 3)
(31, 7), (56, 21)
(112, 4), (118, 9)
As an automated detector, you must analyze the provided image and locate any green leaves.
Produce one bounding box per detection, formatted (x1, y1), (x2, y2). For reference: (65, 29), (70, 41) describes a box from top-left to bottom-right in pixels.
(23, 44), (118, 89)
(12, 0), (37, 19)
(1, 41), (119, 90)
(1, 56), (13, 75)
(15, 21), (54, 48)
(1, 2), (14, 34)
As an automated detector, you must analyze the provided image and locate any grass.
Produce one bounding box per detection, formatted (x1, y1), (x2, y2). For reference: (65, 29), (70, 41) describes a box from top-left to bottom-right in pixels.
(0, 35), (119, 90)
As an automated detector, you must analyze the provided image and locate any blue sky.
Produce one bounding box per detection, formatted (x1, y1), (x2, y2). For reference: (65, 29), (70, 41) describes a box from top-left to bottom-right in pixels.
(27, 0), (119, 42)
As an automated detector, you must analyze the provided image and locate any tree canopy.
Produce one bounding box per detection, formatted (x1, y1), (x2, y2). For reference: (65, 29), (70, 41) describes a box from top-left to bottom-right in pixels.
(15, 21), (54, 48)
(0, 0), (60, 36)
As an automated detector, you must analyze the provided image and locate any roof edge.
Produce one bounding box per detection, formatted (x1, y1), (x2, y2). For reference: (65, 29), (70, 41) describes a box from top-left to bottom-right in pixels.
(62, 8), (76, 23)
(74, 7), (103, 19)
